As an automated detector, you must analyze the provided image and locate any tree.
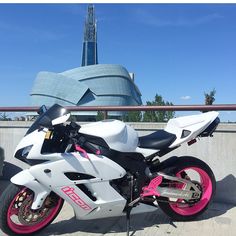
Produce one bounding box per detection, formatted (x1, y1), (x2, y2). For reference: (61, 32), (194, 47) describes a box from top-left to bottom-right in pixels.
(143, 94), (175, 122)
(204, 89), (216, 105)
(123, 111), (142, 122)
(0, 113), (11, 121)
(96, 111), (105, 121)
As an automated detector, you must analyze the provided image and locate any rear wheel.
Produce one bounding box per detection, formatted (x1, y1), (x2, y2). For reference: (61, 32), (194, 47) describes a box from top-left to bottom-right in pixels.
(0, 183), (64, 235)
(158, 156), (216, 221)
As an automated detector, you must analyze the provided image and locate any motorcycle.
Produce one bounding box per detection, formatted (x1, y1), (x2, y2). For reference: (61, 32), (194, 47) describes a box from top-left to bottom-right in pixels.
(0, 104), (220, 235)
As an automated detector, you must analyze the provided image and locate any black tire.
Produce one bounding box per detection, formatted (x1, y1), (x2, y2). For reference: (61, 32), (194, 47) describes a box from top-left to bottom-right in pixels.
(0, 183), (64, 235)
(158, 156), (216, 221)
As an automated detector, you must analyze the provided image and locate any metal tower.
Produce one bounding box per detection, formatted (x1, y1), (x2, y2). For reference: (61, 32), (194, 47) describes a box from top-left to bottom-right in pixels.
(81, 5), (98, 67)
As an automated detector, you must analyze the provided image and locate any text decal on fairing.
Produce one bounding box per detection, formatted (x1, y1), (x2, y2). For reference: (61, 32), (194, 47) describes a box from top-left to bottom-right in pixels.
(61, 186), (92, 210)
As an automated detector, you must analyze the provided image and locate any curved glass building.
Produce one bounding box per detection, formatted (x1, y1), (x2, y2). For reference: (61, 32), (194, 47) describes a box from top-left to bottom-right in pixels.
(30, 5), (142, 120)
(30, 64), (142, 118)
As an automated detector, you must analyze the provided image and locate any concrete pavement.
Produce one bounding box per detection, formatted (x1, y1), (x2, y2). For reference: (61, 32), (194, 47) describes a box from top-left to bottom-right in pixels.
(34, 201), (236, 236)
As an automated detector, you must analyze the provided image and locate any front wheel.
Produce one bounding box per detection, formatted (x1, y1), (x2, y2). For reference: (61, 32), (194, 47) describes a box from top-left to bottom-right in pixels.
(0, 183), (64, 235)
(158, 156), (216, 221)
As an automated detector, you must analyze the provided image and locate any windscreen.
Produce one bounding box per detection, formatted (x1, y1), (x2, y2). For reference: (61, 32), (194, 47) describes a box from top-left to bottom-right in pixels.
(25, 104), (70, 135)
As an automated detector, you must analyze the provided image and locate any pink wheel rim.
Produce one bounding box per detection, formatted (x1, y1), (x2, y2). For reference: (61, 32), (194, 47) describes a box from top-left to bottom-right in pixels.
(7, 188), (62, 234)
(169, 167), (212, 216)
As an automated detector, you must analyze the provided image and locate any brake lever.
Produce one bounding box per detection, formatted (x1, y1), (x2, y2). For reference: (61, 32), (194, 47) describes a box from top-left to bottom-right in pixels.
(74, 144), (89, 159)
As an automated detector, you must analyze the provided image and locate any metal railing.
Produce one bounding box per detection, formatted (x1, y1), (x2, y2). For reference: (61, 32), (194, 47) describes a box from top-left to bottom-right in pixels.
(1, 104), (236, 120)
(1, 104), (236, 112)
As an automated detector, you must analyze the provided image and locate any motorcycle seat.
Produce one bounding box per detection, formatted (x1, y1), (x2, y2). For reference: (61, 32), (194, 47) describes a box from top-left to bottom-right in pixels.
(138, 130), (176, 150)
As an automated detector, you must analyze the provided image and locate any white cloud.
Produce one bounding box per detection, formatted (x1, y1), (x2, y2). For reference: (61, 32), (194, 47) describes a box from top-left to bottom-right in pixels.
(180, 95), (191, 100)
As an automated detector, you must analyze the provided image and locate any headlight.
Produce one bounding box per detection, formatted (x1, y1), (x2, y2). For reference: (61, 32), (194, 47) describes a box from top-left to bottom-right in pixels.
(15, 145), (46, 166)
(15, 145), (33, 161)
(22, 145), (33, 158)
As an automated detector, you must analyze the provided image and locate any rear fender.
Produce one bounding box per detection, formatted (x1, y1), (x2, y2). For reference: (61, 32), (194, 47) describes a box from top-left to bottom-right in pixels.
(11, 169), (51, 210)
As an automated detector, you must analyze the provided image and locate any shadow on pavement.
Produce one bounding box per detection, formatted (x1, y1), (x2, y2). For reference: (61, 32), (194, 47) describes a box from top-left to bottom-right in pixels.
(38, 208), (170, 236)
(215, 174), (236, 205)
(38, 201), (235, 236)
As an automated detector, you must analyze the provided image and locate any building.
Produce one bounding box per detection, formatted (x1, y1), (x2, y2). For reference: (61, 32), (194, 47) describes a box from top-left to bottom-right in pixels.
(81, 5), (98, 66)
(30, 5), (142, 120)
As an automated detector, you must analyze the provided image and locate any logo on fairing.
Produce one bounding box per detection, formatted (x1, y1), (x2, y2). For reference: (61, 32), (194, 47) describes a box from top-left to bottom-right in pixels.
(61, 186), (92, 210)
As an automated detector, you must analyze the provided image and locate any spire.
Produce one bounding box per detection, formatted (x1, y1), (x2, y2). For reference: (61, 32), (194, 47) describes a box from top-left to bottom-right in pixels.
(81, 5), (98, 66)
(84, 5), (96, 42)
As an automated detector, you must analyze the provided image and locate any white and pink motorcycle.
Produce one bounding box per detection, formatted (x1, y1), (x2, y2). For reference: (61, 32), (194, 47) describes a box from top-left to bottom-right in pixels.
(0, 104), (220, 235)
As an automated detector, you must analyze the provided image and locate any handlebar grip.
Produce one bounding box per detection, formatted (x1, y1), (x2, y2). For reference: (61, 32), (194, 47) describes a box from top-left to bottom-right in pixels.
(84, 142), (101, 155)
(70, 121), (81, 130)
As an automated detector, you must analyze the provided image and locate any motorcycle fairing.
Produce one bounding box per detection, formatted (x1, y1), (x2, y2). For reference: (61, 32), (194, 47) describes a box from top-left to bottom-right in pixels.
(165, 111), (219, 148)
(11, 170), (51, 210)
(11, 152), (127, 219)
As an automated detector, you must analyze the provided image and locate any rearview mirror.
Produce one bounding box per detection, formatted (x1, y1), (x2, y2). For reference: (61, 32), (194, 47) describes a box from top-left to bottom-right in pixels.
(37, 105), (47, 115)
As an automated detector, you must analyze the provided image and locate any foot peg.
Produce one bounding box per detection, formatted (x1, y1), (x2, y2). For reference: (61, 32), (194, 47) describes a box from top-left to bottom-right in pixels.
(141, 175), (163, 198)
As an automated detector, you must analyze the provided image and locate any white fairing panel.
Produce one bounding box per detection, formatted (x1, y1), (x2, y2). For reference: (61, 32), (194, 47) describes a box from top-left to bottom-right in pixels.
(80, 120), (139, 152)
(165, 111), (219, 147)
(14, 129), (47, 159)
(12, 153), (127, 219)
(14, 129), (64, 162)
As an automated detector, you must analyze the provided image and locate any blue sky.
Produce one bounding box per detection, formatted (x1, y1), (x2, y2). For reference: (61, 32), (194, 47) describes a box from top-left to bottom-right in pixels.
(0, 4), (236, 120)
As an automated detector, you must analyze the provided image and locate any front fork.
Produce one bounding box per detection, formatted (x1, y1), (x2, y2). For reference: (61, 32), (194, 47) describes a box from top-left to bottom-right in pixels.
(11, 169), (51, 210)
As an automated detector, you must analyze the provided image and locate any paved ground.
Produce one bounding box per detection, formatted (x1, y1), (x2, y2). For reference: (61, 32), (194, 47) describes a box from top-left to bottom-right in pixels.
(35, 202), (235, 236)
(1, 181), (236, 236)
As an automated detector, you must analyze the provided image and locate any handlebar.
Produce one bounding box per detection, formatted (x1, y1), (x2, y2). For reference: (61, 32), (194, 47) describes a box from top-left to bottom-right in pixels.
(65, 122), (101, 156)
(77, 136), (101, 155)
(83, 141), (101, 155)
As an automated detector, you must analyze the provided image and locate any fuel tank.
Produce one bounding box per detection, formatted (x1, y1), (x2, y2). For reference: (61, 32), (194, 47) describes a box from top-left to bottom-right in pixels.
(80, 120), (138, 152)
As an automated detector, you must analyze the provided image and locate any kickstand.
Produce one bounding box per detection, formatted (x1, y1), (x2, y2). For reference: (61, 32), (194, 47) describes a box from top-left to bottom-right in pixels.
(126, 207), (132, 236)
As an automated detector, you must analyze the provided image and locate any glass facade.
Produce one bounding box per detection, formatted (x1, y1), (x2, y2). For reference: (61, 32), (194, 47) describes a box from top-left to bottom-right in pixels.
(30, 64), (142, 113)
(81, 5), (98, 67)
(82, 42), (98, 66)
